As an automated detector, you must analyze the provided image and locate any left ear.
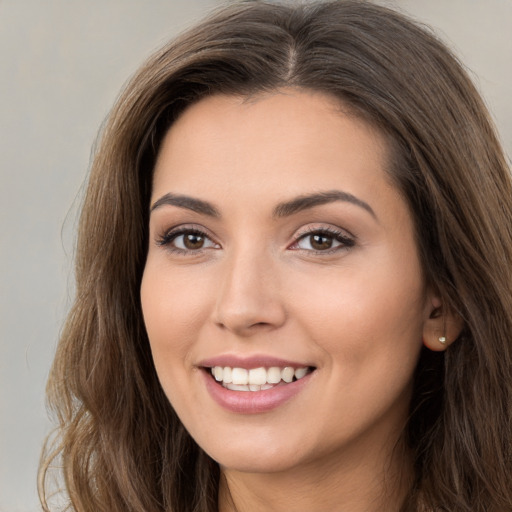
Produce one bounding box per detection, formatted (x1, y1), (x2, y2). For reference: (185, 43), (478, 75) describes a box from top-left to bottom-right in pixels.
(422, 294), (464, 352)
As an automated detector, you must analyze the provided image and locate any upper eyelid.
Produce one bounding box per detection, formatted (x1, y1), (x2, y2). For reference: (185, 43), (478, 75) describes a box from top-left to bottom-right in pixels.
(289, 224), (356, 250)
(293, 223), (355, 239)
(157, 223), (215, 237)
(155, 224), (219, 247)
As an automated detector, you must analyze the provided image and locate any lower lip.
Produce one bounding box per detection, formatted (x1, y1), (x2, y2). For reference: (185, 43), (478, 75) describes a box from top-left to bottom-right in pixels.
(202, 370), (313, 414)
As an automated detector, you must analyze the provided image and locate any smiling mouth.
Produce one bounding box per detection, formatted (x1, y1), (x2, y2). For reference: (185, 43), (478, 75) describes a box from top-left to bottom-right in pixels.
(207, 365), (315, 392)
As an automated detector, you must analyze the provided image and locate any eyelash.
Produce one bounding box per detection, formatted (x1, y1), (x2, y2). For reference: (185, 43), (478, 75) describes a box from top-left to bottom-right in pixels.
(156, 226), (218, 254)
(155, 225), (355, 255)
(289, 226), (355, 254)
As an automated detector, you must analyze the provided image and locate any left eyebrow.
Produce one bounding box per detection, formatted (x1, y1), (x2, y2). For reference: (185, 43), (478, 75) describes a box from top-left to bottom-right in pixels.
(273, 190), (377, 220)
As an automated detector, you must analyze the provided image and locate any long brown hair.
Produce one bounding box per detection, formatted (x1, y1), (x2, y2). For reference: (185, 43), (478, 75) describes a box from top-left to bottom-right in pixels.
(39, 1), (512, 510)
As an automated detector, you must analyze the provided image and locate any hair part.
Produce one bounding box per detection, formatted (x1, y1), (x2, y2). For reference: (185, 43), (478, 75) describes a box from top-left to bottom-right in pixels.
(40, 1), (512, 511)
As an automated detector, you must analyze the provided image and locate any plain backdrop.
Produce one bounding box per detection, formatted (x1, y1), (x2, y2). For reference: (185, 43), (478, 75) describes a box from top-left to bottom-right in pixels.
(1, 1), (510, 510)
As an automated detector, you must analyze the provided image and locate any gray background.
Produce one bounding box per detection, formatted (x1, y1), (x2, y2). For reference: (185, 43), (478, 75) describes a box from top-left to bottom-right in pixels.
(1, 1), (510, 510)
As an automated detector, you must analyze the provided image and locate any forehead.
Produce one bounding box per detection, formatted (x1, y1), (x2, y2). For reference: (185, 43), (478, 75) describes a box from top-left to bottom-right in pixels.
(151, 89), (393, 208)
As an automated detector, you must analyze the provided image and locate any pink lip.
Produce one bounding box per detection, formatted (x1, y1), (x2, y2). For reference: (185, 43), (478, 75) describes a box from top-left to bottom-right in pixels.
(200, 367), (315, 415)
(198, 354), (313, 370)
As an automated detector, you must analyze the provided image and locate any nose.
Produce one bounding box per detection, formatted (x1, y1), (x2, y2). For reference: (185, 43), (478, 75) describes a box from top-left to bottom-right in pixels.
(213, 248), (287, 336)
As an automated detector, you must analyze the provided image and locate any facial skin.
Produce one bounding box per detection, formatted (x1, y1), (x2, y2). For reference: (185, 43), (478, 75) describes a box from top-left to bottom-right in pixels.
(141, 90), (445, 511)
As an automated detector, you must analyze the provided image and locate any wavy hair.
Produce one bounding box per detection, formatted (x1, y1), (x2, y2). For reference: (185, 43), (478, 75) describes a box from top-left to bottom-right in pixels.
(39, 1), (512, 511)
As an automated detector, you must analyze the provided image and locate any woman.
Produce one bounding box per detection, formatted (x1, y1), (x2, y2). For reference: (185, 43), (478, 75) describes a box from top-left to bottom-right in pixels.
(39, 1), (512, 511)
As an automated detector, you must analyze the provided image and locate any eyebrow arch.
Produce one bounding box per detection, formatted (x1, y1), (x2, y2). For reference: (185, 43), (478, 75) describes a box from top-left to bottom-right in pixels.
(150, 193), (220, 217)
(273, 190), (376, 219)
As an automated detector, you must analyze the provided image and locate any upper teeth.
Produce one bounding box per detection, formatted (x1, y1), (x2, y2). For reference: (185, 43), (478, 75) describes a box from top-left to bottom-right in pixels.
(210, 366), (309, 390)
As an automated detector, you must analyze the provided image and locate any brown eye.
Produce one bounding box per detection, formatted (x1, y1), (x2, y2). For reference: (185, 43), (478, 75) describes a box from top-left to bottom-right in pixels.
(310, 234), (333, 250)
(159, 228), (219, 252)
(292, 228), (355, 252)
(183, 233), (205, 250)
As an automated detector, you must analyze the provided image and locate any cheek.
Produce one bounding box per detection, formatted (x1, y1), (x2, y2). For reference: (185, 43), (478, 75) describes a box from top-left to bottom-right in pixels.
(288, 252), (426, 369)
(140, 262), (212, 373)
(288, 260), (425, 434)
(140, 264), (209, 421)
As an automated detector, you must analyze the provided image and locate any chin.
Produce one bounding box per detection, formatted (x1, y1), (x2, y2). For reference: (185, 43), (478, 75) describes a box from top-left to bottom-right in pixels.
(214, 448), (306, 475)
(193, 428), (311, 474)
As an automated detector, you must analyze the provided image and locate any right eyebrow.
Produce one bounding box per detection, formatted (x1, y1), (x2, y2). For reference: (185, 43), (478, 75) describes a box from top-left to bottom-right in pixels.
(150, 193), (221, 217)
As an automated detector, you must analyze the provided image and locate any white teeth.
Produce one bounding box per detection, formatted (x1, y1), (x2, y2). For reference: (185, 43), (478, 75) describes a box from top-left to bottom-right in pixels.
(294, 367), (308, 379)
(248, 367), (267, 386)
(231, 367), (249, 385)
(226, 383), (250, 391)
(210, 365), (311, 390)
(281, 366), (294, 383)
(267, 367), (281, 384)
(223, 366), (232, 384)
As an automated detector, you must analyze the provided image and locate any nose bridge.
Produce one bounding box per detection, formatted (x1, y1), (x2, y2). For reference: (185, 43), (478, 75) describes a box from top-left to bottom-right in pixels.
(214, 243), (286, 334)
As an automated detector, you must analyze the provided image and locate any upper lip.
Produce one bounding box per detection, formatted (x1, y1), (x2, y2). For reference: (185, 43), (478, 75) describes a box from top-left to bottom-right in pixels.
(198, 354), (315, 370)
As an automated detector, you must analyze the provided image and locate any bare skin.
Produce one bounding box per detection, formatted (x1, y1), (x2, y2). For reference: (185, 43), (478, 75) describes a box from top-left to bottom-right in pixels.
(141, 89), (458, 512)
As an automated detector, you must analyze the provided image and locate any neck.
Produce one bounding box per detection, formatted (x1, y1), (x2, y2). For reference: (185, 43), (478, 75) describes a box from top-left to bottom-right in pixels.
(218, 436), (412, 512)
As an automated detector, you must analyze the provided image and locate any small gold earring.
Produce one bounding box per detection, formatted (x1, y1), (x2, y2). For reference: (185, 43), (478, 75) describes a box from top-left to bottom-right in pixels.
(438, 336), (447, 344)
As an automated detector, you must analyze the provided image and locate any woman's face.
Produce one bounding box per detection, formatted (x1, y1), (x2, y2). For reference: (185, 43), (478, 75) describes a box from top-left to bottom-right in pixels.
(141, 90), (437, 475)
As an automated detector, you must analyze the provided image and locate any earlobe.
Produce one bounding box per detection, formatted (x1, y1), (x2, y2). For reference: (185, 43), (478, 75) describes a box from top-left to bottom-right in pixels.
(422, 297), (464, 352)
